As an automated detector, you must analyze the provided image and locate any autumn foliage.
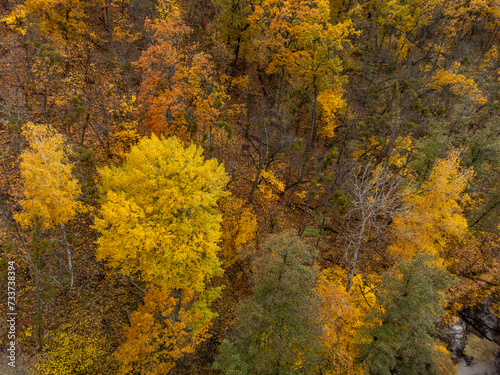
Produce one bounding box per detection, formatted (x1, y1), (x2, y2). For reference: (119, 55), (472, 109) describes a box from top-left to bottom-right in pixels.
(1, 0), (500, 373)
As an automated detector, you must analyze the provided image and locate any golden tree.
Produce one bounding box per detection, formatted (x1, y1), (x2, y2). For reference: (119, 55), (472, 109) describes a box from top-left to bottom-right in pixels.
(94, 134), (229, 373)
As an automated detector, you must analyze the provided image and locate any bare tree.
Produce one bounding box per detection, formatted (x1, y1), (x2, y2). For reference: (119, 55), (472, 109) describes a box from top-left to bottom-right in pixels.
(345, 164), (405, 292)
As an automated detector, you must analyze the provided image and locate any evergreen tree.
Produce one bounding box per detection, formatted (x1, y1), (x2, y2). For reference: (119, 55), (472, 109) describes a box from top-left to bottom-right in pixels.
(361, 254), (457, 375)
(214, 232), (323, 374)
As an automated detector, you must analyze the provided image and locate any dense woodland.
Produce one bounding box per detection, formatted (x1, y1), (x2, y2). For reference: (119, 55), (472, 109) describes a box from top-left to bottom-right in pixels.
(0, 0), (500, 373)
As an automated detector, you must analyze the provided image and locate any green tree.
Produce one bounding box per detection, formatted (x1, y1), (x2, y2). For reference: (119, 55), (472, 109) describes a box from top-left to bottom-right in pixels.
(361, 254), (458, 375)
(214, 231), (323, 374)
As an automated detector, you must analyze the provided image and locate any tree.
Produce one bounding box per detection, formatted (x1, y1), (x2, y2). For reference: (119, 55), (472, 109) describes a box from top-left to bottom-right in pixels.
(248, 0), (353, 143)
(15, 122), (81, 289)
(361, 254), (458, 375)
(14, 122), (83, 350)
(345, 166), (402, 291)
(389, 150), (473, 259)
(134, 12), (226, 141)
(316, 267), (371, 375)
(3, 0), (98, 44)
(219, 196), (257, 268)
(93, 134), (229, 372)
(15, 123), (82, 231)
(214, 231), (323, 374)
(114, 286), (217, 375)
(94, 134), (228, 292)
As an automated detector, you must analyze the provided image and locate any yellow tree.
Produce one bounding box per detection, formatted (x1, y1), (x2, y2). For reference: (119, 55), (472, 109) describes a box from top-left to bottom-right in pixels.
(316, 267), (373, 375)
(218, 196), (257, 268)
(3, 0), (99, 44)
(15, 122), (82, 351)
(249, 0), (354, 144)
(16, 123), (81, 229)
(93, 134), (229, 373)
(15, 122), (82, 288)
(296, 16), (355, 145)
(362, 0), (444, 63)
(389, 150), (473, 259)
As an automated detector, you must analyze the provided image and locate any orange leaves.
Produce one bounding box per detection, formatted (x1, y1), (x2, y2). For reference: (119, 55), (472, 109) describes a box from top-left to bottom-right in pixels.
(134, 13), (226, 140)
(115, 287), (213, 375)
(15, 123), (82, 230)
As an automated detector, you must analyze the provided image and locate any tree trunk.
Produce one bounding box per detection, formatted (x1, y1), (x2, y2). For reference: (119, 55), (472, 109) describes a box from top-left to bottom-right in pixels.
(276, 68), (286, 114)
(347, 217), (367, 292)
(307, 90), (319, 151)
(61, 223), (73, 291)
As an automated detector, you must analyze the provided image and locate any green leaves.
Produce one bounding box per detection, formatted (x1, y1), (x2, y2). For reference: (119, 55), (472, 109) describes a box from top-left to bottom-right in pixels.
(215, 232), (323, 374)
(361, 254), (458, 375)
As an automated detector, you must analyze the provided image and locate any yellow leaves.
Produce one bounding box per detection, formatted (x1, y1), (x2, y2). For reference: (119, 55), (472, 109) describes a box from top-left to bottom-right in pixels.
(5, 0), (99, 45)
(1, 6), (28, 35)
(491, 302), (500, 318)
(94, 191), (147, 274)
(479, 46), (499, 71)
(15, 123), (82, 230)
(316, 267), (370, 375)
(250, 0), (349, 74)
(95, 135), (228, 372)
(442, 0), (500, 39)
(231, 75), (249, 90)
(219, 196), (257, 267)
(318, 88), (345, 138)
(443, 233), (500, 315)
(108, 95), (140, 158)
(258, 169), (285, 201)
(352, 135), (414, 178)
(35, 317), (111, 375)
(156, 0), (181, 20)
(94, 134), (229, 293)
(375, 0), (440, 37)
(433, 342), (459, 375)
(432, 67), (487, 105)
(389, 150), (473, 259)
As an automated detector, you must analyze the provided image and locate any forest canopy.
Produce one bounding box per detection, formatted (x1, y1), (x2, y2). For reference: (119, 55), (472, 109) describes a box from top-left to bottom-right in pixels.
(0, 0), (499, 374)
